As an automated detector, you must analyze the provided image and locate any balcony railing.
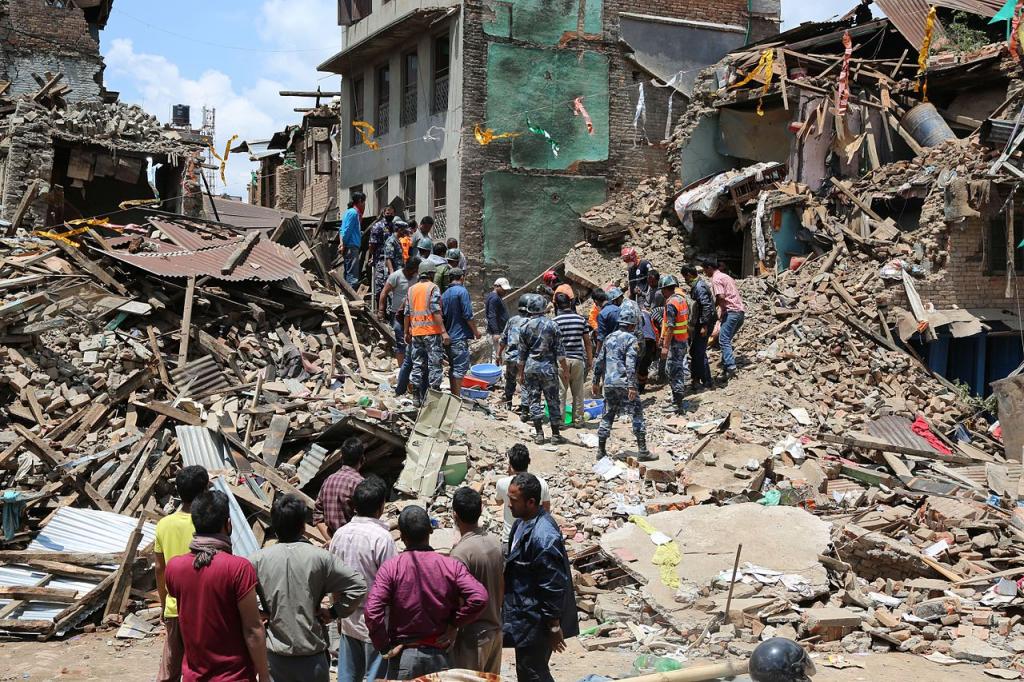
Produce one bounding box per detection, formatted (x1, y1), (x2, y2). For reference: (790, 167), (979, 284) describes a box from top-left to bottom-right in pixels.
(432, 203), (448, 240)
(401, 89), (418, 127)
(432, 75), (449, 115)
(376, 101), (390, 136)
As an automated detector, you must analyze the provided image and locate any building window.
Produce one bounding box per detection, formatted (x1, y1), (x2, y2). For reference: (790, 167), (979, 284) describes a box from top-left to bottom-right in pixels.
(374, 177), (389, 214)
(430, 161), (447, 239)
(350, 78), (364, 148)
(402, 52), (419, 127)
(402, 168), (417, 223)
(987, 214), (1024, 274)
(315, 139), (332, 175)
(376, 65), (391, 136)
(432, 34), (450, 115)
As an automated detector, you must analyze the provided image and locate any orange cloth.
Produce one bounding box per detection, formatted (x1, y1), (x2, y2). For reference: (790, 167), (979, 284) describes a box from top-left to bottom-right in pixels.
(399, 236), (412, 261)
(554, 283), (575, 301)
(663, 294), (690, 342)
(408, 281), (443, 336)
(587, 305), (600, 330)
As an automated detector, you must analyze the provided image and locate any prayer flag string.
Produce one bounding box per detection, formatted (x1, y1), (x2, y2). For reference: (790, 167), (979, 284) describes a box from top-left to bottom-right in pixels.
(526, 116), (560, 157)
(573, 97), (594, 135)
(351, 121), (381, 151)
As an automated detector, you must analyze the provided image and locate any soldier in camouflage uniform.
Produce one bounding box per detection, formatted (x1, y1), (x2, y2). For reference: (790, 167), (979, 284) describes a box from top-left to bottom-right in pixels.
(404, 261), (449, 406)
(592, 305), (653, 461)
(517, 294), (569, 445)
(499, 295), (530, 419)
(658, 274), (691, 415)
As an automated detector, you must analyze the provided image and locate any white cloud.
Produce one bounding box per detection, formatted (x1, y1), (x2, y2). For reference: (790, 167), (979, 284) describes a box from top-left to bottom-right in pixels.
(103, 0), (341, 200)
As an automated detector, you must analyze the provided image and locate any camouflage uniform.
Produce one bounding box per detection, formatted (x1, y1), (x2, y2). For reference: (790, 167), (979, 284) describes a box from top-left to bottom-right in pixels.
(406, 281), (445, 399)
(663, 296), (691, 398)
(594, 329), (646, 440)
(517, 315), (564, 423)
(500, 314), (528, 407)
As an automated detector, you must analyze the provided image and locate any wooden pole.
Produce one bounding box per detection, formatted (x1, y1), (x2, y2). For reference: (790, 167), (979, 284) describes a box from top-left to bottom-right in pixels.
(178, 276), (196, 368)
(617, 660), (749, 682)
(1007, 206), (1015, 300)
(724, 544), (743, 625)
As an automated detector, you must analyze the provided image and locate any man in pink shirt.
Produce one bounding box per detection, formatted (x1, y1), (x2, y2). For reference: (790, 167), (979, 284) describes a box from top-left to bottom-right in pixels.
(701, 258), (745, 381)
(364, 505), (488, 679)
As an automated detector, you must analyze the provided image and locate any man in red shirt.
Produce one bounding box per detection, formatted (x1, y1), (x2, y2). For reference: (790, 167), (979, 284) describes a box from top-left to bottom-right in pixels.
(165, 490), (270, 682)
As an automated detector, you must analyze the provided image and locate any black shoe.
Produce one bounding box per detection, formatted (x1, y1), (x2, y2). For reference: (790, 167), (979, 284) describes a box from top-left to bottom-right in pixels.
(636, 434), (657, 462)
(723, 368), (737, 382)
(597, 438), (608, 460)
(532, 419), (547, 444)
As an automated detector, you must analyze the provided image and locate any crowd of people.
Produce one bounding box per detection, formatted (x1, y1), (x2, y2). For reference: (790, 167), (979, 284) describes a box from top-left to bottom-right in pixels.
(156, 440), (575, 682)
(339, 191), (746, 460)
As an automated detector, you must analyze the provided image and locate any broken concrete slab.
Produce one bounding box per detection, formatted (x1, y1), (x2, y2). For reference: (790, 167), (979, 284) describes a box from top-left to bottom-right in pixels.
(950, 637), (1013, 663)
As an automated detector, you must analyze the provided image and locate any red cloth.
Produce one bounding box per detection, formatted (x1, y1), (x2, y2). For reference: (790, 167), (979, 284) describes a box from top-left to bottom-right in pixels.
(165, 552), (259, 682)
(911, 416), (951, 455)
(312, 465), (364, 536)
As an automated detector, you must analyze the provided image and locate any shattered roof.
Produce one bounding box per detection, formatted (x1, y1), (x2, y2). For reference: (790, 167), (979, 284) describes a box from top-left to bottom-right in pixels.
(203, 196), (317, 231)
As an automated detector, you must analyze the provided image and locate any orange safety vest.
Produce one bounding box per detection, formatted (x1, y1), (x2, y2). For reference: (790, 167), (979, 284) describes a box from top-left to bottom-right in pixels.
(663, 293), (689, 342)
(408, 281), (444, 336)
(399, 236), (412, 261)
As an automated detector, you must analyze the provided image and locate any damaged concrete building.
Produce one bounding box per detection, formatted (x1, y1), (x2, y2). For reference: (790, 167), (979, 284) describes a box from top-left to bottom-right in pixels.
(319, 0), (780, 284)
(0, 0), (204, 232)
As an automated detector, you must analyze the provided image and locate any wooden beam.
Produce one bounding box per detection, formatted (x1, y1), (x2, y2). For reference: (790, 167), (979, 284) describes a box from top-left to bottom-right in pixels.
(829, 177), (883, 222)
(338, 295), (368, 377)
(262, 414), (290, 466)
(13, 425), (113, 512)
(818, 433), (972, 465)
(221, 231), (261, 275)
(178, 275), (196, 367)
(0, 551), (125, 565)
(279, 90), (343, 97)
(0, 586), (80, 603)
(9, 179), (42, 234)
(131, 400), (202, 426)
(55, 241), (128, 295)
(124, 451), (175, 515)
(146, 325), (172, 388)
(103, 516), (147, 619)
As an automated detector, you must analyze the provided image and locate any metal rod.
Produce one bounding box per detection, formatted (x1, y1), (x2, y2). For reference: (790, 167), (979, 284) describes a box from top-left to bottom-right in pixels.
(723, 543), (743, 624)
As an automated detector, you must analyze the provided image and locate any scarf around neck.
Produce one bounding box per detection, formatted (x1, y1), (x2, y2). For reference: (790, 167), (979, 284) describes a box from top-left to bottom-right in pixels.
(189, 533), (232, 569)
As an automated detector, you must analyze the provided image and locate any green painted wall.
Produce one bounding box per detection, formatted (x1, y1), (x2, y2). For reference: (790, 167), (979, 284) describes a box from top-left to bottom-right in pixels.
(483, 0), (602, 45)
(482, 172), (607, 280)
(486, 44), (609, 170)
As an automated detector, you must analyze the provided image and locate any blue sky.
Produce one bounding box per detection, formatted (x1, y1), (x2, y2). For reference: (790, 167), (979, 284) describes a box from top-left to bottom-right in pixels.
(100, 0), (855, 198)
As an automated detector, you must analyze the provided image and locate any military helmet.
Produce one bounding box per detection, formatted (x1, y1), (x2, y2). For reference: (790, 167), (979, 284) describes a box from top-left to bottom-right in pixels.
(418, 261), (438, 278)
(517, 294), (531, 313)
(606, 287), (624, 302)
(658, 274), (679, 289)
(446, 248), (462, 262)
(526, 294), (547, 315)
(618, 305), (639, 327)
(749, 638), (816, 682)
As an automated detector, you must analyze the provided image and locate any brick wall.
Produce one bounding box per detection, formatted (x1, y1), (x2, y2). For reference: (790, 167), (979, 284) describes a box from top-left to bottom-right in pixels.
(458, 0), (752, 289)
(274, 165), (298, 213)
(0, 101), (55, 226)
(300, 173), (335, 217)
(0, 0), (105, 102)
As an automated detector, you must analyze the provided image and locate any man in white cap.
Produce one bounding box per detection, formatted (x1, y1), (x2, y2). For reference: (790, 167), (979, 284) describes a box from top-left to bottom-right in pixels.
(486, 278), (513, 364)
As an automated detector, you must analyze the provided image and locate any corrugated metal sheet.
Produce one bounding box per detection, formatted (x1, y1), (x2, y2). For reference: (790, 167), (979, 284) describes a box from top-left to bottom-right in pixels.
(150, 218), (232, 251)
(297, 444), (329, 487)
(28, 507), (156, 554)
(176, 425), (234, 472)
(170, 355), (232, 395)
(864, 415), (941, 454)
(1, 508), (156, 627)
(212, 476), (260, 559)
(102, 237), (305, 284)
(875, 0), (1000, 48)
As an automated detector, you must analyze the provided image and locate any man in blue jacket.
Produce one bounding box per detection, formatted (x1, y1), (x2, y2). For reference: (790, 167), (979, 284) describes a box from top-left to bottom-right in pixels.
(503, 473), (578, 682)
(341, 192), (366, 286)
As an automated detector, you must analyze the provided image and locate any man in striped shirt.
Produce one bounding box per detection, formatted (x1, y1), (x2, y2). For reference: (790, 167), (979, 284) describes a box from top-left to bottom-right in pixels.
(553, 293), (592, 428)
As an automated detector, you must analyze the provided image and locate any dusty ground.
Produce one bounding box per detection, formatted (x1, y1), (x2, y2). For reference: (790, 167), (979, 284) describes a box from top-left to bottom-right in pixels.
(0, 631), (1002, 681)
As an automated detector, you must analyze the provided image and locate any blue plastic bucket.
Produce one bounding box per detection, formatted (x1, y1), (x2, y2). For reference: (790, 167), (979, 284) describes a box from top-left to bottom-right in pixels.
(469, 364), (502, 386)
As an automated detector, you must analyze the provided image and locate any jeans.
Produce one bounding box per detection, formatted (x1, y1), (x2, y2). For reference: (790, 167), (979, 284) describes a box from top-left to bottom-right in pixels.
(384, 646), (449, 680)
(337, 635), (385, 682)
(392, 313), (406, 357)
(267, 650), (330, 682)
(343, 245), (361, 286)
(690, 329), (712, 387)
(446, 339), (470, 379)
(515, 641), (554, 682)
(719, 311), (745, 371)
(395, 350), (426, 397)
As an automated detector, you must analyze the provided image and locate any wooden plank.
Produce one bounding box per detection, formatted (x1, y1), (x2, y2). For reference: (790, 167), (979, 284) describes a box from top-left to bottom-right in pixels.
(55, 241), (127, 295)
(23, 387), (47, 427)
(221, 231), (260, 275)
(14, 560), (109, 580)
(829, 177), (883, 221)
(146, 325), (172, 388)
(13, 425), (113, 512)
(103, 516), (147, 619)
(124, 450), (175, 515)
(0, 619), (53, 633)
(178, 275), (196, 367)
(113, 433), (166, 513)
(247, 458), (315, 508)
(338, 295), (368, 377)
(262, 414), (290, 466)
(47, 571), (117, 639)
(0, 586), (80, 603)
(98, 416), (167, 499)
(242, 371), (265, 449)
(9, 179), (42, 234)
(131, 400), (202, 426)
(819, 433), (972, 465)
(0, 551), (124, 565)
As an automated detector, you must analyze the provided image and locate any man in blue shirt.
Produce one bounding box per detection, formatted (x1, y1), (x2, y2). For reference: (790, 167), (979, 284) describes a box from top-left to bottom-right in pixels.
(441, 269), (479, 397)
(340, 192), (366, 287)
(595, 287), (623, 356)
(485, 278), (512, 363)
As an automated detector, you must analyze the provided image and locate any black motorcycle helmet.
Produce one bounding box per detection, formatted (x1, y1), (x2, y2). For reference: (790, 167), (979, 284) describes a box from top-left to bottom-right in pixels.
(749, 638), (816, 682)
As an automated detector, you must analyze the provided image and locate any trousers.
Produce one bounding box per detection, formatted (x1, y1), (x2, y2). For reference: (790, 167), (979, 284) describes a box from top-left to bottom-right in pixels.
(337, 635), (385, 682)
(515, 641), (554, 682)
(343, 246), (361, 286)
(157, 617), (184, 682)
(384, 646), (450, 680)
(504, 359), (520, 404)
(689, 329), (712, 387)
(523, 369), (561, 423)
(719, 311), (745, 371)
(559, 357), (586, 424)
(452, 624), (503, 675)
(266, 650), (330, 682)
(598, 386), (646, 440)
(665, 340), (690, 396)
(409, 334), (444, 399)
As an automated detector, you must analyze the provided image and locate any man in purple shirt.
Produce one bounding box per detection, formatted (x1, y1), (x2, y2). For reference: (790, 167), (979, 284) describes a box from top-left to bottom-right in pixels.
(364, 505), (488, 680)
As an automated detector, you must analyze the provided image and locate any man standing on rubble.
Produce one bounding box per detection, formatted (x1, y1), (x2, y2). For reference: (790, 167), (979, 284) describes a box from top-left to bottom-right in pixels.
(622, 247), (653, 301)
(553, 292), (591, 427)
(341, 192), (366, 287)
(441, 268), (479, 397)
(251, 495), (366, 682)
(702, 258), (745, 381)
(382, 221), (408, 277)
(330, 477), (396, 682)
(450, 487), (504, 674)
(379, 256), (421, 383)
(595, 287), (623, 355)
(155, 465), (209, 682)
(518, 294), (569, 445)
(486, 278), (513, 363)
(369, 206), (398, 307)
(593, 305), (653, 461)
(503, 473), (579, 682)
(499, 296), (530, 418)
(659, 274), (690, 414)
(165, 491), (270, 682)
(495, 444), (550, 554)
(682, 264), (715, 390)
(364, 505), (488, 679)
(405, 260), (448, 405)
(446, 237), (468, 271)
(313, 437), (365, 539)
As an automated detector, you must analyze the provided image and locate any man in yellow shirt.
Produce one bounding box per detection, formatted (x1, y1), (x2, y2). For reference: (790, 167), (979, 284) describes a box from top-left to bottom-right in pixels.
(154, 465), (209, 682)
